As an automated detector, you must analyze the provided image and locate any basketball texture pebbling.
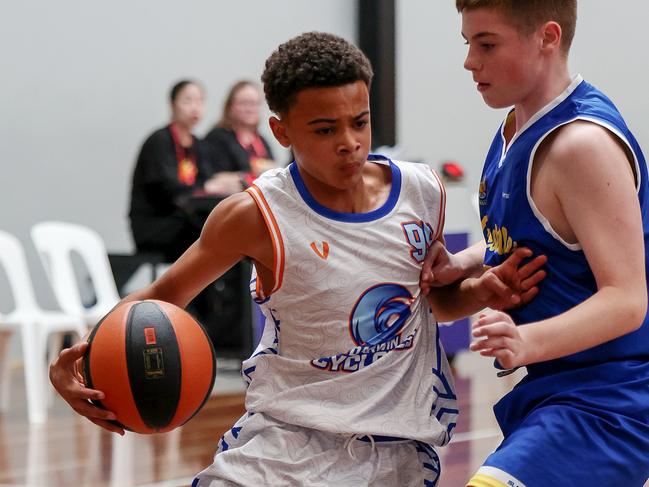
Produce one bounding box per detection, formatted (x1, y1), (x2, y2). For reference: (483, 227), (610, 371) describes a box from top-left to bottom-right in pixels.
(83, 300), (216, 434)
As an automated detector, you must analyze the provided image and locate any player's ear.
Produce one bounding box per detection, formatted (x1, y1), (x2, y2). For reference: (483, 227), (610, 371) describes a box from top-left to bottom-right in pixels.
(540, 21), (561, 52)
(269, 116), (291, 148)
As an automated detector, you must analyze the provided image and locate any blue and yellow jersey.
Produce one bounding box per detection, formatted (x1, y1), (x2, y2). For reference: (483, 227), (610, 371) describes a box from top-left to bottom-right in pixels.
(479, 75), (649, 375)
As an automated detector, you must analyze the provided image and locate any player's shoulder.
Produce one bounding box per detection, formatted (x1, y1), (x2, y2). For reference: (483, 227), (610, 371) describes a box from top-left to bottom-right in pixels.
(204, 191), (263, 230)
(200, 191), (269, 256)
(257, 164), (291, 180)
(250, 165), (292, 190)
(541, 120), (634, 190)
(391, 159), (444, 189)
(391, 158), (435, 173)
(549, 120), (622, 161)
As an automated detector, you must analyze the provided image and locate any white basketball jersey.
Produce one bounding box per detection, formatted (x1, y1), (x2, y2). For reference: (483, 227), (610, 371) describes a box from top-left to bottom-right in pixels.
(243, 154), (457, 446)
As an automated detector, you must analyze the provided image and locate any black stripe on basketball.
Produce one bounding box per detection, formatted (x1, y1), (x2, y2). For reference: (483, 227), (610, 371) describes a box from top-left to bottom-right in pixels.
(125, 301), (182, 429)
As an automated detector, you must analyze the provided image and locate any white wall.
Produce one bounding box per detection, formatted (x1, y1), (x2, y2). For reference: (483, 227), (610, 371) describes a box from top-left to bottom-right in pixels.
(0, 0), (356, 310)
(398, 0), (649, 239)
(2, 0), (648, 309)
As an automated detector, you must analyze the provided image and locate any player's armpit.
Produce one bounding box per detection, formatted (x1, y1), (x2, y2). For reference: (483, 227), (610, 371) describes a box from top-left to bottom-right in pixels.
(126, 191), (273, 309)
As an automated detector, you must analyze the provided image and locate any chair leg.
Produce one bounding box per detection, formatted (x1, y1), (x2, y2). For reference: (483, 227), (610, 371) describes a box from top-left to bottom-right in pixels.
(111, 433), (135, 487)
(46, 333), (65, 406)
(20, 321), (46, 424)
(26, 424), (48, 487)
(0, 329), (13, 412)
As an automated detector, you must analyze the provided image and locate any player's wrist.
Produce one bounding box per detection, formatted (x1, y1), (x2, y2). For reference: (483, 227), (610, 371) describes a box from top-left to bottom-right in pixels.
(456, 251), (485, 279)
(461, 277), (488, 309)
(515, 325), (538, 366)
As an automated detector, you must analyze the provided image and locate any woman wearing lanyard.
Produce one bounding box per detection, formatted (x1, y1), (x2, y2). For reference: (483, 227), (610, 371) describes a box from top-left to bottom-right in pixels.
(204, 80), (276, 192)
(128, 79), (214, 261)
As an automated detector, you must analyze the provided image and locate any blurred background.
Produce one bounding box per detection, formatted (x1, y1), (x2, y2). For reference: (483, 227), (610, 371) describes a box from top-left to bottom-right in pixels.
(1, 0), (646, 306)
(0, 1), (647, 485)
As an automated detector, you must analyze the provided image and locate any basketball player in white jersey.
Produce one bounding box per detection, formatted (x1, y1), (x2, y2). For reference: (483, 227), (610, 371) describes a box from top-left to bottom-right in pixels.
(50, 32), (544, 486)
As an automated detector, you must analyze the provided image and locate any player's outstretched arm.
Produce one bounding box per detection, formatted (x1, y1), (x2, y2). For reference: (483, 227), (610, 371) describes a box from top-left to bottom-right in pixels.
(427, 247), (546, 322)
(471, 122), (647, 368)
(49, 191), (272, 432)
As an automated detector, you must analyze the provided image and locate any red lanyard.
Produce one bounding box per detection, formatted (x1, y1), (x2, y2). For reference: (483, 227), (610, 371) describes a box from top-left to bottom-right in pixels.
(169, 123), (197, 185)
(236, 131), (268, 159)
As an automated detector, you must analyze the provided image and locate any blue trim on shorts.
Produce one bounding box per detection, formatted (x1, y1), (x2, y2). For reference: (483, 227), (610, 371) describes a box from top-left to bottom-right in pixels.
(416, 441), (440, 486)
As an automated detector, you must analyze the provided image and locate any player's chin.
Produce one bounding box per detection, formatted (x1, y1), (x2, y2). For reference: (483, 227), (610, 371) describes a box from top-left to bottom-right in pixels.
(482, 94), (512, 110)
(484, 101), (509, 110)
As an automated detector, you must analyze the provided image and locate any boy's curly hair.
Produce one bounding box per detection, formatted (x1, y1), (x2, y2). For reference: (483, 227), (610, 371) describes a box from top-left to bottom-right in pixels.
(261, 31), (373, 115)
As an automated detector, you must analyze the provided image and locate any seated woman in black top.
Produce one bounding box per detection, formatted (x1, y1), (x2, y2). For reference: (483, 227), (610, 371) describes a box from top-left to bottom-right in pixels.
(129, 80), (252, 356)
(129, 79), (215, 261)
(204, 80), (276, 193)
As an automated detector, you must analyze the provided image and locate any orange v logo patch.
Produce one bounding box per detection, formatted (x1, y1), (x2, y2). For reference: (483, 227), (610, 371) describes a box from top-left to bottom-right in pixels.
(310, 241), (330, 260)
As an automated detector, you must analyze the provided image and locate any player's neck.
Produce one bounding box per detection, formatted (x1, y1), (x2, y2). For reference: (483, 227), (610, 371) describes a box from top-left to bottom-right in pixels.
(513, 64), (572, 131)
(300, 161), (392, 214)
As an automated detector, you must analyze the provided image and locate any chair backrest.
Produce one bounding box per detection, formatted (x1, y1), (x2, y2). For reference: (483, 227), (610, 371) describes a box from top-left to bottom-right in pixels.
(30, 222), (120, 319)
(0, 230), (40, 313)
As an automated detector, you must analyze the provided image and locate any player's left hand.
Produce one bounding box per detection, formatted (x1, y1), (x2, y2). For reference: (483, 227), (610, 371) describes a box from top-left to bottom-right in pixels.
(475, 247), (547, 310)
(470, 310), (530, 368)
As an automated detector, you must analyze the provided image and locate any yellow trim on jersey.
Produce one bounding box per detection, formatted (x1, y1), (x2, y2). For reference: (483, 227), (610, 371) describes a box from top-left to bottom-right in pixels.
(466, 473), (508, 487)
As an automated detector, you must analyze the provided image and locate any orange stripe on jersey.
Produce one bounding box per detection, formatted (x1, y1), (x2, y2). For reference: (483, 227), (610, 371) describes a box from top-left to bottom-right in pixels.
(246, 186), (285, 294)
(254, 268), (266, 301)
(429, 167), (447, 241)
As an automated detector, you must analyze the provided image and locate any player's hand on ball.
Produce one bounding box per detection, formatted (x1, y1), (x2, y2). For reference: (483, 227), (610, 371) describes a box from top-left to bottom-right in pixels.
(49, 342), (124, 435)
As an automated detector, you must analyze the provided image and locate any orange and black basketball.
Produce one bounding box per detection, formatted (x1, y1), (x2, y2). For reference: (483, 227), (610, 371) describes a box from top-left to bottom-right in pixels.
(83, 300), (216, 434)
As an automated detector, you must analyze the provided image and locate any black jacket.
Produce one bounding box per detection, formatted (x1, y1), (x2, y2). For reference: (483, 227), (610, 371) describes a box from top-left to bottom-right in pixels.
(203, 127), (274, 173)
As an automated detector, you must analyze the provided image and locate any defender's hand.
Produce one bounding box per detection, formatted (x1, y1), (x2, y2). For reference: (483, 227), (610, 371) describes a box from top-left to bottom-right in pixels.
(445, 247), (546, 310)
(49, 342), (125, 435)
(487, 247), (547, 309)
(470, 310), (530, 369)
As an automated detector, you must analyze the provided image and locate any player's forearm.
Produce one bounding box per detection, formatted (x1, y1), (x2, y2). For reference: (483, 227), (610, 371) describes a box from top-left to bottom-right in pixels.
(521, 286), (647, 364)
(427, 277), (485, 322)
(456, 240), (487, 278)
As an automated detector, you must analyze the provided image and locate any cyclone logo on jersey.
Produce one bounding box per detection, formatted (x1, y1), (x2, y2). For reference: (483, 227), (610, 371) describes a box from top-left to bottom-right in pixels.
(349, 283), (414, 346)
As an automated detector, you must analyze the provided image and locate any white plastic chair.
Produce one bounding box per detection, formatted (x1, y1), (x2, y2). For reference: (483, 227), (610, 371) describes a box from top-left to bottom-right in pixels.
(30, 222), (121, 328)
(0, 230), (87, 423)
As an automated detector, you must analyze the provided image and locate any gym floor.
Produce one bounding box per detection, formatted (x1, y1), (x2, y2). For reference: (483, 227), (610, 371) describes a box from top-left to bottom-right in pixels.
(1, 353), (646, 486)
(0, 352), (498, 486)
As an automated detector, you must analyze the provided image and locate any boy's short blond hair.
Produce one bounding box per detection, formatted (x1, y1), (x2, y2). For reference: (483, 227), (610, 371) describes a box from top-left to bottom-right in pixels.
(456, 0), (577, 54)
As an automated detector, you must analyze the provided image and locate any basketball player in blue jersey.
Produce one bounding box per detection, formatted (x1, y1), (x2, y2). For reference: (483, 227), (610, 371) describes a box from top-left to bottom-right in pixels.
(50, 32), (543, 486)
(423, 1), (649, 486)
